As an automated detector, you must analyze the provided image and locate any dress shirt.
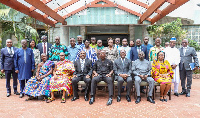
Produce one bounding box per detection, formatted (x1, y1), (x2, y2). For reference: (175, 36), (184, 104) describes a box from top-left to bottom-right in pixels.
(42, 42), (48, 55)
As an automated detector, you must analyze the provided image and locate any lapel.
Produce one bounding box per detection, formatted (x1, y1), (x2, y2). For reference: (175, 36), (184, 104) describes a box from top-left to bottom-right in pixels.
(118, 58), (123, 67)
(185, 46), (190, 55)
(5, 47), (13, 57)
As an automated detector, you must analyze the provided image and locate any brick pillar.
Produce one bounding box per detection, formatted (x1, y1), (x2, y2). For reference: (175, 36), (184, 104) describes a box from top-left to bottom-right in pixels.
(80, 26), (86, 40)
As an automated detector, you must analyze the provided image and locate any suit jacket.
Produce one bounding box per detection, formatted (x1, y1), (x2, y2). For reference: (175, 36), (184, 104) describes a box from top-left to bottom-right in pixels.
(0, 47), (18, 70)
(130, 46), (148, 61)
(73, 58), (93, 77)
(36, 42), (52, 58)
(179, 46), (199, 70)
(113, 58), (132, 79)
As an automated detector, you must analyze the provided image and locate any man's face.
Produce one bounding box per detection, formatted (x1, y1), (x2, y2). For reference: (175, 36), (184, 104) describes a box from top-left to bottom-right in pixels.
(136, 39), (141, 46)
(21, 40), (27, 48)
(80, 51), (86, 59)
(170, 41), (176, 48)
(182, 39), (188, 47)
(70, 39), (75, 47)
(84, 40), (90, 48)
(99, 51), (106, 60)
(138, 53), (145, 60)
(41, 55), (47, 62)
(122, 39), (128, 46)
(6, 40), (12, 47)
(115, 38), (120, 45)
(55, 37), (60, 45)
(165, 42), (169, 48)
(144, 38), (149, 44)
(91, 38), (96, 44)
(77, 37), (82, 44)
(97, 40), (102, 47)
(42, 37), (47, 42)
(59, 53), (65, 61)
(120, 50), (126, 58)
(155, 38), (161, 46)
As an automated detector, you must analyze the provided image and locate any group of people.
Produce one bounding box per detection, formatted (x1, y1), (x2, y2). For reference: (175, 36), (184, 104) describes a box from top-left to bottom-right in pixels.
(0, 35), (199, 106)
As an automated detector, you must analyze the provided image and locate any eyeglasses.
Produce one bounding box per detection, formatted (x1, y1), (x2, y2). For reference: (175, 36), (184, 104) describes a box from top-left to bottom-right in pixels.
(182, 42), (187, 44)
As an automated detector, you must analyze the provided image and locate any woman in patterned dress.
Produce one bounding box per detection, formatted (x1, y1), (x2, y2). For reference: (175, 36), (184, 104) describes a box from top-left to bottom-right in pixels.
(47, 52), (75, 103)
(149, 38), (164, 61)
(103, 39), (119, 62)
(23, 53), (54, 100)
(151, 51), (174, 102)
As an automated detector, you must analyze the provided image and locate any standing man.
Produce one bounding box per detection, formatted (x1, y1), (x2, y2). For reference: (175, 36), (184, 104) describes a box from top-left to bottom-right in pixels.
(132, 51), (155, 104)
(114, 38), (121, 49)
(1, 39), (19, 97)
(113, 49), (133, 102)
(76, 35), (84, 49)
(90, 37), (97, 49)
(37, 35), (52, 59)
(130, 39), (148, 61)
(142, 37), (153, 55)
(68, 38), (79, 62)
(14, 39), (35, 98)
(165, 42), (170, 48)
(164, 37), (180, 96)
(179, 39), (199, 97)
(49, 36), (68, 61)
(95, 39), (104, 59)
(149, 38), (164, 61)
(89, 50), (114, 106)
(119, 38), (131, 60)
(71, 50), (92, 101)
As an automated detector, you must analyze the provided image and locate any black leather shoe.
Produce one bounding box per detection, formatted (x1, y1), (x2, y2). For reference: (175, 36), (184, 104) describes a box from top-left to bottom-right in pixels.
(126, 95), (131, 102)
(106, 98), (113, 106)
(160, 99), (164, 102)
(7, 93), (11, 97)
(167, 92), (170, 96)
(19, 93), (24, 98)
(84, 96), (89, 101)
(135, 96), (141, 104)
(89, 97), (95, 105)
(14, 91), (20, 95)
(174, 93), (179, 97)
(71, 96), (79, 101)
(179, 91), (186, 95)
(117, 96), (121, 102)
(147, 96), (155, 104)
(140, 89), (145, 94)
(186, 90), (190, 97)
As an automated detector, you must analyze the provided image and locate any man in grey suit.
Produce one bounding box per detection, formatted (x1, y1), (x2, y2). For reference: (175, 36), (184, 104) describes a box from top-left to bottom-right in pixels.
(113, 49), (133, 102)
(179, 39), (199, 97)
(0, 39), (20, 97)
(132, 51), (155, 104)
(71, 50), (92, 101)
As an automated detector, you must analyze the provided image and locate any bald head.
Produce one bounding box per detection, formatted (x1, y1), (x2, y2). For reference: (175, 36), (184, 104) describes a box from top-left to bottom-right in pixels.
(120, 49), (126, 59)
(136, 39), (141, 46)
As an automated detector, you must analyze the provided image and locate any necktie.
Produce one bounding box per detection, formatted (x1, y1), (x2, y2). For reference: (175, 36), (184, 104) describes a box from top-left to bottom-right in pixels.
(9, 47), (13, 57)
(44, 43), (46, 54)
(122, 59), (124, 68)
(81, 60), (84, 72)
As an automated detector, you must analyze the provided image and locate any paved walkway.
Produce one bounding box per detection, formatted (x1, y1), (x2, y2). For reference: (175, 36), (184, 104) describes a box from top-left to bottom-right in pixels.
(0, 78), (200, 118)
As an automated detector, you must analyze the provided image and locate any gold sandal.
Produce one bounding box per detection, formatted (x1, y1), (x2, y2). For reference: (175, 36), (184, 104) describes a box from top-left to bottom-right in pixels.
(46, 97), (55, 103)
(61, 98), (66, 103)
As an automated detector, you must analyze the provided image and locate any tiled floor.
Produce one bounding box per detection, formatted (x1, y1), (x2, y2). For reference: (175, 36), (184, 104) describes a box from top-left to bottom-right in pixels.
(0, 78), (200, 118)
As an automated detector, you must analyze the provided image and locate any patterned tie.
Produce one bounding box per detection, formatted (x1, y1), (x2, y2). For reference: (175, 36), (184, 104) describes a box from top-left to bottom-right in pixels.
(44, 43), (46, 54)
(81, 59), (84, 72)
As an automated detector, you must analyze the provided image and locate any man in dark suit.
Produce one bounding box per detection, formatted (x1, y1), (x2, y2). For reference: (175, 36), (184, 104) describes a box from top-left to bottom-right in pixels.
(179, 39), (199, 97)
(0, 39), (19, 97)
(89, 50), (114, 106)
(113, 49), (133, 102)
(71, 50), (92, 101)
(130, 39), (148, 61)
(36, 35), (52, 59)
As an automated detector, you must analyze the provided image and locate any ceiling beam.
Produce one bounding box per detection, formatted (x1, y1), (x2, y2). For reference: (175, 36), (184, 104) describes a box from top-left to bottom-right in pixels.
(54, 0), (79, 12)
(0, 0), (55, 27)
(151, 0), (189, 24)
(29, 0), (52, 12)
(138, 0), (166, 24)
(24, 0), (67, 25)
(167, 0), (176, 4)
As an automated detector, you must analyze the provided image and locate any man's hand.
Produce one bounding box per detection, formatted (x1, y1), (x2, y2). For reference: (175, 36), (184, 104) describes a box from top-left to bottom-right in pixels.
(73, 75), (77, 78)
(194, 67), (198, 70)
(1, 69), (4, 73)
(106, 74), (111, 77)
(86, 75), (90, 78)
(143, 75), (148, 80)
(171, 64), (177, 69)
(138, 75), (143, 79)
(31, 69), (34, 72)
(15, 70), (19, 73)
(94, 73), (99, 77)
(54, 75), (58, 80)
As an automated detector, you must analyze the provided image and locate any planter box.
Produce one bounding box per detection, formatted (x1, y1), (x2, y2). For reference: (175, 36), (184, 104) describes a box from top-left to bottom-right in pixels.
(193, 74), (200, 79)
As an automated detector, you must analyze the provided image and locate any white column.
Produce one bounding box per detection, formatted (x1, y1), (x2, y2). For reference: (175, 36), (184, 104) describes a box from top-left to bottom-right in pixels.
(60, 26), (69, 46)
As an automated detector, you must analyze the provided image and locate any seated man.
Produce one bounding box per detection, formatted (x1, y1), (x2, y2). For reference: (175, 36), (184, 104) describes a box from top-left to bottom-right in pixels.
(23, 53), (54, 100)
(113, 49), (133, 102)
(89, 50), (114, 106)
(132, 51), (155, 104)
(71, 50), (92, 101)
(47, 52), (75, 103)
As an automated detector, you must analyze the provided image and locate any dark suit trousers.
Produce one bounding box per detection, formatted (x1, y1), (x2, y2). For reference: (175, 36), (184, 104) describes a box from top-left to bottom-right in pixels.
(5, 69), (18, 93)
(72, 75), (91, 97)
(117, 76), (133, 96)
(91, 75), (113, 97)
(19, 79), (28, 94)
(180, 64), (192, 90)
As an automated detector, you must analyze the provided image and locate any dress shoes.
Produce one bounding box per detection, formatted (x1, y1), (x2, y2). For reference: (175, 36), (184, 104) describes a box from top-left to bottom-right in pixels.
(89, 97), (95, 105)
(140, 89), (145, 94)
(106, 98), (113, 106)
(71, 96), (79, 101)
(186, 90), (190, 97)
(117, 96), (121, 102)
(174, 93), (179, 97)
(19, 93), (24, 98)
(7, 93), (11, 97)
(135, 96), (141, 104)
(179, 91), (186, 95)
(14, 91), (20, 95)
(126, 95), (131, 102)
(160, 99), (164, 102)
(147, 96), (155, 104)
(84, 96), (89, 101)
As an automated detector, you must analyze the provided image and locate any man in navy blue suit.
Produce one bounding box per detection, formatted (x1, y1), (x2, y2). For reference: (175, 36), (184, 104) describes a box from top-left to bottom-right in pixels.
(1, 39), (19, 97)
(130, 39), (148, 61)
